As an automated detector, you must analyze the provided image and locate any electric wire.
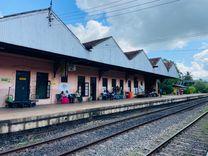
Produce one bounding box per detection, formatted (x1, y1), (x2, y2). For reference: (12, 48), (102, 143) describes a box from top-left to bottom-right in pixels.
(54, 0), (181, 24)
(58, 0), (139, 15)
(59, 0), (161, 17)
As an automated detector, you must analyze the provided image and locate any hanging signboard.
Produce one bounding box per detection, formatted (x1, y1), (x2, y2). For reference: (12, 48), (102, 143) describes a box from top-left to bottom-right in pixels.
(0, 77), (11, 83)
(85, 82), (89, 96)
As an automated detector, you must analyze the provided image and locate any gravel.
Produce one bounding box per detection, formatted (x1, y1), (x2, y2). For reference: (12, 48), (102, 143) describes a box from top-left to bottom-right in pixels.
(0, 99), (207, 156)
(157, 114), (208, 156)
(0, 102), (176, 152)
(75, 102), (208, 156)
(2, 99), (205, 155)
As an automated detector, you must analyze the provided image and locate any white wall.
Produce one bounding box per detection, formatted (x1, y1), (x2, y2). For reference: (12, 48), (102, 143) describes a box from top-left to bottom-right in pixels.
(89, 37), (130, 68)
(132, 52), (153, 73)
(168, 65), (179, 78)
(153, 59), (169, 76)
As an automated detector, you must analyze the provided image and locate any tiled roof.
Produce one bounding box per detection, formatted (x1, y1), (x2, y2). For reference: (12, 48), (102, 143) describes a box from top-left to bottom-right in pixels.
(124, 50), (143, 60)
(164, 61), (173, 70)
(149, 57), (161, 66)
(83, 36), (112, 50)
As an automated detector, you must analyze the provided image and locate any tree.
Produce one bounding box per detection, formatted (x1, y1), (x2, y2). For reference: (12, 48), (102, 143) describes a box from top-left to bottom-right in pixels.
(194, 80), (208, 93)
(183, 72), (193, 81)
(181, 72), (194, 86)
(160, 79), (178, 94)
(184, 86), (197, 94)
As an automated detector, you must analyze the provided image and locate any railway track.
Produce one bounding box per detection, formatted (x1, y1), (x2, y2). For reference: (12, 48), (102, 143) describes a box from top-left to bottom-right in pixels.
(146, 111), (208, 156)
(0, 97), (207, 156)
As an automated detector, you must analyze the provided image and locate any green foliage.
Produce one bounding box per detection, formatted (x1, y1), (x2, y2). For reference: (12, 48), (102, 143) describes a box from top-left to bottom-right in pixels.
(184, 86), (197, 94)
(183, 72), (193, 81)
(194, 80), (208, 93)
(161, 74), (208, 95)
(160, 79), (178, 95)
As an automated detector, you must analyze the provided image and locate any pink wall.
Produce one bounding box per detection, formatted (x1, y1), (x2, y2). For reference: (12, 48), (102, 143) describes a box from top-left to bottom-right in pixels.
(0, 52), (146, 107)
(0, 53), (58, 107)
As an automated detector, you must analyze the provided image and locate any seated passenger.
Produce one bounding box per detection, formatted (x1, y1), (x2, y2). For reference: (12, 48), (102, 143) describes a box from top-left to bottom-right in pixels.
(60, 91), (66, 98)
(60, 91), (69, 104)
(75, 90), (83, 102)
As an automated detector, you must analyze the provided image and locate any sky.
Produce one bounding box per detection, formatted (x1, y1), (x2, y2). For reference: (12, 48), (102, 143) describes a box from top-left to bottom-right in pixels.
(0, 0), (208, 80)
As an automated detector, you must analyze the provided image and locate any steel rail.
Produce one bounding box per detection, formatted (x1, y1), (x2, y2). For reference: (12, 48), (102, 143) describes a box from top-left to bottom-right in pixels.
(0, 98), (206, 156)
(59, 98), (208, 156)
(146, 110), (208, 156)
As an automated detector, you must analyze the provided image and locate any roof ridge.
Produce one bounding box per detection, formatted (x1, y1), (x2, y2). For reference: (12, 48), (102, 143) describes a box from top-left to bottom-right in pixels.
(149, 57), (161, 60)
(124, 49), (143, 53)
(83, 36), (112, 44)
(83, 36), (112, 50)
(149, 57), (161, 66)
(124, 50), (142, 60)
(0, 8), (49, 20)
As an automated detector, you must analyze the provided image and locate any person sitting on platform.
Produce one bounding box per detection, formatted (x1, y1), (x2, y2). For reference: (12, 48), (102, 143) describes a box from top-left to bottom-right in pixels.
(102, 89), (110, 100)
(75, 90), (83, 103)
(66, 90), (75, 103)
(60, 91), (69, 104)
(60, 91), (66, 98)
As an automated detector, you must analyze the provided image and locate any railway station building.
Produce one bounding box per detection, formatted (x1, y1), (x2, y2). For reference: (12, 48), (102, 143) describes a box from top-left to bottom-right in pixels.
(0, 8), (179, 107)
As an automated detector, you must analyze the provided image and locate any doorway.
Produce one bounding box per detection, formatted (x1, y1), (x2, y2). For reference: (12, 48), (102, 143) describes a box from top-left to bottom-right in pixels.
(15, 71), (30, 101)
(128, 80), (132, 92)
(90, 77), (97, 101)
(120, 80), (124, 91)
(78, 76), (85, 96)
(36, 72), (49, 99)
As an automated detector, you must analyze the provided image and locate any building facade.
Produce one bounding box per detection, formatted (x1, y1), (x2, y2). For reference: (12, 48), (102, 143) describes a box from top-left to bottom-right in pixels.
(0, 8), (179, 107)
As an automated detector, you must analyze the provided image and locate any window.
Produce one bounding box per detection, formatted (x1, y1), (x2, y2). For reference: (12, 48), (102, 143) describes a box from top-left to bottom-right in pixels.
(78, 76), (85, 96)
(128, 80), (131, 92)
(61, 76), (68, 83)
(120, 80), (124, 91)
(102, 78), (108, 91)
(134, 79), (138, 88)
(36, 72), (49, 99)
(134, 79), (139, 94)
(61, 62), (68, 82)
(112, 79), (116, 88)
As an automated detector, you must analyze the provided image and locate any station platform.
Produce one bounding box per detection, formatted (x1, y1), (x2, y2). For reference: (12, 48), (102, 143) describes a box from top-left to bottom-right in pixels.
(0, 94), (207, 134)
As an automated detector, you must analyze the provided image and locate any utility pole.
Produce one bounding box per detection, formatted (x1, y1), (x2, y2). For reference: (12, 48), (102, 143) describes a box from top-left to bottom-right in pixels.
(48, 0), (53, 26)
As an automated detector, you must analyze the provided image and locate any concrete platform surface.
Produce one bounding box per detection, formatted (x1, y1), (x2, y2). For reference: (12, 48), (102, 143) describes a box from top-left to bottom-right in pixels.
(0, 94), (205, 121)
(0, 94), (207, 134)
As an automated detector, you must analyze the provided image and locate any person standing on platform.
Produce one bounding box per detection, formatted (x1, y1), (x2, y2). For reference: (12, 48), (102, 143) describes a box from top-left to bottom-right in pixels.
(159, 88), (163, 97)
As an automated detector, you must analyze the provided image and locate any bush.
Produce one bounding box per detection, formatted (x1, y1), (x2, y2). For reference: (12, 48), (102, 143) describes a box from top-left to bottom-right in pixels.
(189, 86), (196, 94)
(194, 80), (208, 93)
(161, 79), (178, 95)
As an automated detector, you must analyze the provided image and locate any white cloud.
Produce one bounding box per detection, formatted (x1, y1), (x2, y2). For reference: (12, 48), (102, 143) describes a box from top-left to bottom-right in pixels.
(74, 0), (208, 51)
(177, 48), (208, 80)
(193, 49), (208, 63)
(200, 42), (208, 49)
(177, 61), (208, 80)
(68, 20), (139, 50)
(117, 39), (139, 51)
(68, 20), (110, 42)
(169, 40), (187, 50)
